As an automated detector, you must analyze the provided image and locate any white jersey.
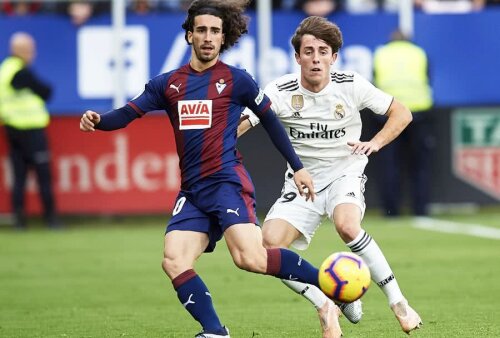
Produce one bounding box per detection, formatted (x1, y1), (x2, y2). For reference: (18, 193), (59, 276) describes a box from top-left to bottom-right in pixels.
(245, 70), (392, 189)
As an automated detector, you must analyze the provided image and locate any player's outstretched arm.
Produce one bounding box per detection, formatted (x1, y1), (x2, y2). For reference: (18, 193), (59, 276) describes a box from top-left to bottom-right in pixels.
(80, 110), (101, 132)
(348, 99), (412, 155)
(80, 106), (139, 132)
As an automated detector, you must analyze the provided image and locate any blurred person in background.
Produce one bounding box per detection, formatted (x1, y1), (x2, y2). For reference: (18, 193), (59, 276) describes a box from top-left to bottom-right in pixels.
(249, 0), (295, 10)
(372, 29), (434, 217)
(128, 0), (156, 14)
(78, 1), (352, 337)
(53, 1), (110, 26)
(0, 32), (61, 229)
(414, 0), (485, 12)
(240, 16), (422, 337)
(295, 0), (338, 16)
(343, 0), (400, 13)
(157, 0), (191, 11)
(0, 0), (42, 15)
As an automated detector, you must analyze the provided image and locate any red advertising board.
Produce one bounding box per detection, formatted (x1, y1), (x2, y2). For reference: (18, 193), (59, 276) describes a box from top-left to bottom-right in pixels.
(0, 116), (180, 214)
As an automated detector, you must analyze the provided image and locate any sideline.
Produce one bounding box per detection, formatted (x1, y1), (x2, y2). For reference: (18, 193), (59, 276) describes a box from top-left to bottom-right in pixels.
(412, 217), (500, 240)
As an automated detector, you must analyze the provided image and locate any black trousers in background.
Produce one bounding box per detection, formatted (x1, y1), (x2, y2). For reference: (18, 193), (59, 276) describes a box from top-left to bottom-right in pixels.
(371, 110), (435, 216)
(5, 126), (56, 226)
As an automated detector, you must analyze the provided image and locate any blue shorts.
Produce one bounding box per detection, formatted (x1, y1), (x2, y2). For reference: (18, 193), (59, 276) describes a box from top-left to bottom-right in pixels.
(166, 164), (259, 252)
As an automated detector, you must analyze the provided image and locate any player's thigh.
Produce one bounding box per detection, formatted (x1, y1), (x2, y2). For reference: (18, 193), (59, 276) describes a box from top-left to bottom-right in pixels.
(262, 218), (301, 248)
(224, 223), (267, 273)
(327, 174), (366, 242)
(163, 193), (212, 277)
(265, 179), (324, 250)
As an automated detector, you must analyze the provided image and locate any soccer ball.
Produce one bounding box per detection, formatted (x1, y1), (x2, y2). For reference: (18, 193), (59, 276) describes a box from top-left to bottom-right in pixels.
(318, 252), (371, 303)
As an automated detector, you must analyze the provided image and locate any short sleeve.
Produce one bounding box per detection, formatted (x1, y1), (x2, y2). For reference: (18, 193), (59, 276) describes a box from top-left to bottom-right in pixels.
(353, 72), (393, 115)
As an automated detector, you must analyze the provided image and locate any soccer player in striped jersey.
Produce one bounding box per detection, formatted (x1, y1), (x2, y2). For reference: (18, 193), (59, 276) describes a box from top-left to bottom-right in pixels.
(240, 16), (422, 337)
(79, 2), (344, 337)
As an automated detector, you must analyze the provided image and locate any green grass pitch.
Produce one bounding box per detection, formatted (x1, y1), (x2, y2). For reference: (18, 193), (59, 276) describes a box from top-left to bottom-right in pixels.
(1, 209), (499, 337)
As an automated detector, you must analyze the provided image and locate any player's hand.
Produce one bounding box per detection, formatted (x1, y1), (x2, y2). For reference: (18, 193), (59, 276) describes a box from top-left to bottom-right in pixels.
(238, 114), (250, 125)
(80, 110), (101, 132)
(293, 168), (315, 202)
(347, 140), (381, 156)
(237, 115), (252, 138)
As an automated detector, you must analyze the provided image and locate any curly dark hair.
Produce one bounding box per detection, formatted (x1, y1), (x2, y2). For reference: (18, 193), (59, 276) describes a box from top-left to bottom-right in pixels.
(182, 0), (250, 53)
(291, 16), (343, 54)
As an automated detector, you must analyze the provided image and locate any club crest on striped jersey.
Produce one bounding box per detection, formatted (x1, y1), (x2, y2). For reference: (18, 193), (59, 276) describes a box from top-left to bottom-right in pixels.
(291, 95), (304, 111)
(178, 100), (212, 130)
(216, 79), (226, 94)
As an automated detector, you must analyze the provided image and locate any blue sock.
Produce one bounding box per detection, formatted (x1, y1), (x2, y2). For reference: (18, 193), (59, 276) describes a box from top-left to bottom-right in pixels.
(172, 269), (224, 333)
(266, 248), (320, 287)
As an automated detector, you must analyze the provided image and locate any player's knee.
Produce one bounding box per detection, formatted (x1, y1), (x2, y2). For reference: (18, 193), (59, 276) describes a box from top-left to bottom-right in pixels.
(262, 227), (288, 249)
(335, 220), (360, 243)
(262, 235), (281, 249)
(232, 250), (266, 273)
(161, 256), (185, 279)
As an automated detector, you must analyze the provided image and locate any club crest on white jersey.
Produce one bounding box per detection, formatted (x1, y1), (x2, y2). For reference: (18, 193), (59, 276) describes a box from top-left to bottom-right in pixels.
(178, 100), (212, 130)
(333, 103), (346, 120)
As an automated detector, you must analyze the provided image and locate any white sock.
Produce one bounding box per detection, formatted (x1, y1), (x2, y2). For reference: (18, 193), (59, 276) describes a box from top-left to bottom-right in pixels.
(281, 279), (327, 310)
(347, 229), (404, 306)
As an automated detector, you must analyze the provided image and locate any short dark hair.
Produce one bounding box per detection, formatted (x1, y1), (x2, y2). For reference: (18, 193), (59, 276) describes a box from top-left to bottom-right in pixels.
(182, 0), (250, 53)
(291, 16), (343, 54)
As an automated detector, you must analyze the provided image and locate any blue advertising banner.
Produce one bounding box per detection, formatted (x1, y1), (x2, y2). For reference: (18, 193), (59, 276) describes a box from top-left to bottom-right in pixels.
(0, 9), (499, 114)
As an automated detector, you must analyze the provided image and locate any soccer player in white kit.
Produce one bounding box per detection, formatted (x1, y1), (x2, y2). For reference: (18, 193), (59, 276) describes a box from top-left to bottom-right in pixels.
(240, 16), (422, 337)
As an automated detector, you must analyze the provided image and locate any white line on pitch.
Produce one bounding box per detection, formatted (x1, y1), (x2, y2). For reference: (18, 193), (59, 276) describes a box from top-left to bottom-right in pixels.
(412, 217), (500, 240)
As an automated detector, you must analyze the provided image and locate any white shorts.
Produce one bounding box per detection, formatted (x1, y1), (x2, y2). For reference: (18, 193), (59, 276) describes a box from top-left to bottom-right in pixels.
(264, 156), (367, 250)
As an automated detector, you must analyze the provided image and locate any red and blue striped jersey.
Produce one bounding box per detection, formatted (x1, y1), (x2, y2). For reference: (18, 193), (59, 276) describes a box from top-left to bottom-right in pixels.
(128, 60), (272, 189)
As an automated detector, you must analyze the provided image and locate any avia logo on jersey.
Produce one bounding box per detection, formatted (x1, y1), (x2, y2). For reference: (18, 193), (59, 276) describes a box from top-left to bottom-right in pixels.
(178, 100), (212, 130)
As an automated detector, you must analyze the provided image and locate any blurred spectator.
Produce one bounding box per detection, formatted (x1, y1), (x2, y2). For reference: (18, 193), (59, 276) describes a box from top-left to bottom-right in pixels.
(1, 1), (42, 15)
(249, 0), (295, 10)
(0, 32), (61, 229)
(415, 0), (485, 13)
(344, 0), (378, 13)
(129, 0), (154, 14)
(54, 1), (110, 26)
(157, 0), (191, 12)
(372, 29), (434, 217)
(343, 0), (400, 13)
(295, 0), (338, 16)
